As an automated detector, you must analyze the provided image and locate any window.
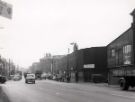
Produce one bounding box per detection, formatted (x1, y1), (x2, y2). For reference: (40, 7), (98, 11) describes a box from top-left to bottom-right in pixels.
(111, 49), (115, 57)
(123, 45), (132, 54)
(123, 45), (132, 65)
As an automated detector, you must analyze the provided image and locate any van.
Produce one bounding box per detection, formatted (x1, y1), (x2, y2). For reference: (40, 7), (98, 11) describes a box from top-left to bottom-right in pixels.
(25, 73), (35, 84)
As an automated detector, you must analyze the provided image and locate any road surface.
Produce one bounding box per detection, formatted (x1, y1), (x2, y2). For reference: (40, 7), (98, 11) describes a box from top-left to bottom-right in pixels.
(0, 79), (135, 102)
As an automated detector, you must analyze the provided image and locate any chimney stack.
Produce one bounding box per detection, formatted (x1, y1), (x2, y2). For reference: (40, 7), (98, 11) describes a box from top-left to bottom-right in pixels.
(131, 9), (135, 28)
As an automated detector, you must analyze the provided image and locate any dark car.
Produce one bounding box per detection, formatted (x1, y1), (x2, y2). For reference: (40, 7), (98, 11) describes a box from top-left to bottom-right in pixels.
(25, 73), (35, 84)
(0, 75), (6, 84)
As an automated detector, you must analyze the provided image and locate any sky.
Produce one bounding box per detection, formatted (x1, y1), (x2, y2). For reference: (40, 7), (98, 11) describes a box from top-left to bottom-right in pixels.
(0, 0), (135, 68)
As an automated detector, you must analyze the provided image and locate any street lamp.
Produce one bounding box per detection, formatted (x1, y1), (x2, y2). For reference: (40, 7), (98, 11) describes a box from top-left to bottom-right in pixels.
(70, 42), (79, 82)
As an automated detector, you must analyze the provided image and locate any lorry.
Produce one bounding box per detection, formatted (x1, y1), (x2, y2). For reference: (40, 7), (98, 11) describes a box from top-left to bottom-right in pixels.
(111, 67), (135, 90)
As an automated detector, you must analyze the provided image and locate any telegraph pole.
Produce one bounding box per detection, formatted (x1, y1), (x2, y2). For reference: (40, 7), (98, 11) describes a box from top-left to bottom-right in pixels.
(8, 59), (10, 78)
(70, 42), (79, 82)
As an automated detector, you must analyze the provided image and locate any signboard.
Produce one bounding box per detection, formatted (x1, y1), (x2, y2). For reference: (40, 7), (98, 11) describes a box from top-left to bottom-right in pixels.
(112, 70), (124, 76)
(112, 69), (135, 76)
(0, 0), (12, 19)
(83, 64), (95, 68)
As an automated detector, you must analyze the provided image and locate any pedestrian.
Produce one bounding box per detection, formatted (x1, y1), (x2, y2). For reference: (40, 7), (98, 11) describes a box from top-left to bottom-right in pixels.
(75, 72), (78, 83)
(66, 75), (70, 83)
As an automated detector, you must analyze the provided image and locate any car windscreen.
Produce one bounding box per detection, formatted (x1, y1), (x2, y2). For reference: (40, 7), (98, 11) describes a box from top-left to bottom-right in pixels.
(27, 74), (35, 78)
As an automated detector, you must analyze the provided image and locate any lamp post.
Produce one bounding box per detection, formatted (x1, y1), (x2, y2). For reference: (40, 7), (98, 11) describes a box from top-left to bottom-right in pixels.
(8, 59), (10, 78)
(0, 55), (2, 75)
(66, 48), (70, 82)
(70, 42), (79, 82)
(0, 48), (3, 75)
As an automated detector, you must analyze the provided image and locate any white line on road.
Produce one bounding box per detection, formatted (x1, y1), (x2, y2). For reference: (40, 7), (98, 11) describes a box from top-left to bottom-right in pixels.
(111, 93), (135, 99)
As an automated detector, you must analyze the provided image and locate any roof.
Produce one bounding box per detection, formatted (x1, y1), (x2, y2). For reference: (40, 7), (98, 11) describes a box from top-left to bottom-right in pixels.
(107, 27), (132, 47)
(80, 46), (106, 51)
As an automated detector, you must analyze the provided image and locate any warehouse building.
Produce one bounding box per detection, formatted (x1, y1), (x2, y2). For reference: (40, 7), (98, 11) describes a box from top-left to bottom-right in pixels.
(53, 47), (107, 82)
(107, 9), (135, 85)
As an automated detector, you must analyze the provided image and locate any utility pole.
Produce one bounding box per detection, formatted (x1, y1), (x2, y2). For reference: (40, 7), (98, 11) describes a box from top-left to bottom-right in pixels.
(66, 48), (70, 82)
(70, 42), (79, 82)
(51, 56), (54, 75)
(0, 55), (2, 75)
(67, 48), (70, 74)
(9, 59), (10, 78)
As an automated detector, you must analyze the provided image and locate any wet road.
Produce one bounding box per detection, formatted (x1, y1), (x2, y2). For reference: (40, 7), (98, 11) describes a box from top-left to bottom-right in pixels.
(1, 79), (135, 102)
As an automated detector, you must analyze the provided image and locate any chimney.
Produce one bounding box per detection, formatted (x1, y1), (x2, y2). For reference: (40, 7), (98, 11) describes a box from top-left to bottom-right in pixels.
(131, 8), (135, 28)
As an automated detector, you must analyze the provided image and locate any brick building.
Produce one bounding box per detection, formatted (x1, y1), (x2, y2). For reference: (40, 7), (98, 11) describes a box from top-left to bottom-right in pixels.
(107, 9), (135, 84)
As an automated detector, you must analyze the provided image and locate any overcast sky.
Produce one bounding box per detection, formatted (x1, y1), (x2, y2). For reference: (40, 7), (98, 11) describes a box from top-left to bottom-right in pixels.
(0, 0), (135, 68)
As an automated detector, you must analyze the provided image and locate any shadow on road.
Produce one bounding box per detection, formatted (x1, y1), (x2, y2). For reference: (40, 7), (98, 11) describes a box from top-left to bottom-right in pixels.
(0, 86), (10, 102)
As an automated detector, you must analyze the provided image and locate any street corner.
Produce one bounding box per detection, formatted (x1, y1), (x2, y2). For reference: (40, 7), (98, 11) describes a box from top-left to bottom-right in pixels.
(0, 86), (10, 102)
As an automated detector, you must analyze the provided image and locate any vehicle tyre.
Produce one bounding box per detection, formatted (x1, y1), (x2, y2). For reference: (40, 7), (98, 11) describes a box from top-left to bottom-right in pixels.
(120, 78), (129, 90)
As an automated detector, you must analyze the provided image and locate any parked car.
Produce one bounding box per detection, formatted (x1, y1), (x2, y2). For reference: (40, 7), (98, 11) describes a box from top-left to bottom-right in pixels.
(41, 73), (47, 79)
(46, 73), (53, 80)
(13, 75), (22, 81)
(25, 73), (35, 84)
(0, 75), (6, 84)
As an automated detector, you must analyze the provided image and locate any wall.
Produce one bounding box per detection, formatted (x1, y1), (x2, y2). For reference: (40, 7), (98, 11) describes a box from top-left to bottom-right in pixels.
(107, 28), (133, 68)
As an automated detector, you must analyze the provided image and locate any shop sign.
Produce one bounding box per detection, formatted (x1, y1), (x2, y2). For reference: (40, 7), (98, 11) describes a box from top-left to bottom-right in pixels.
(83, 64), (95, 68)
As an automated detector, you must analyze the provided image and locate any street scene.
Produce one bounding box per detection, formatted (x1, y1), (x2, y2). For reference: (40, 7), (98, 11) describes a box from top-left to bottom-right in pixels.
(1, 0), (135, 102)
(0, 78), (135, 102)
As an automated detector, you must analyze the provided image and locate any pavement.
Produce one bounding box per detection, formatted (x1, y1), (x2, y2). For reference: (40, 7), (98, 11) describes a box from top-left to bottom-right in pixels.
(0, 86), (10, 102)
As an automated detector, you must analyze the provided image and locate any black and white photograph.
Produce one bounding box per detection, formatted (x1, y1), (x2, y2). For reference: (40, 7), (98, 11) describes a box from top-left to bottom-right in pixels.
(0, 0), (135, 102)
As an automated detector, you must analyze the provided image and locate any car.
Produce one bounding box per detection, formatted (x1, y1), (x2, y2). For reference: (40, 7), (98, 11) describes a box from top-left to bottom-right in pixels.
(41, 73), (47, 79)
(0, 75), (6, 84)
(25, 73), (35, 84)
(13, 75), (22, 81)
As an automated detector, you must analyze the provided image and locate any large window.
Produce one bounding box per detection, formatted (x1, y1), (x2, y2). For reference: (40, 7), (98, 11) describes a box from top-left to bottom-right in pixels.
(123, 45), (132, 65)
(123, 45), (132, 54)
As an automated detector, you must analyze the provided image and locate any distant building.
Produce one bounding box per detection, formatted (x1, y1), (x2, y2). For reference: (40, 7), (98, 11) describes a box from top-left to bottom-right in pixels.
(54, 47), (107, 82)
(51, 55), (65, 74)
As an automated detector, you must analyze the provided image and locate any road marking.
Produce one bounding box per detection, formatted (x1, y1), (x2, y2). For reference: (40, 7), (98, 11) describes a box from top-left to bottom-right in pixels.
(111, 93), (135, 99)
